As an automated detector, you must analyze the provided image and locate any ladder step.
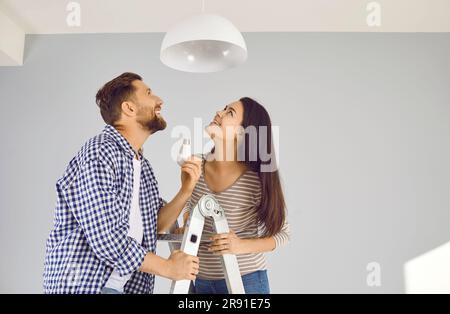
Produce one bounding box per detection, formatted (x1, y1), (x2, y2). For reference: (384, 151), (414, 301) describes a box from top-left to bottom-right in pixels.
(157, 233), (212, 243)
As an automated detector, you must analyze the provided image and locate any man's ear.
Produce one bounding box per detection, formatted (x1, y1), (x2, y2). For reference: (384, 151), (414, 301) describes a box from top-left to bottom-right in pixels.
(121, 101), (137, 117)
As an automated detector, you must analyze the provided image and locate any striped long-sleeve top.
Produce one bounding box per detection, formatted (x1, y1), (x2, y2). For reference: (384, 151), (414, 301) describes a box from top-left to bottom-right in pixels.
(184, 159), (290, 280)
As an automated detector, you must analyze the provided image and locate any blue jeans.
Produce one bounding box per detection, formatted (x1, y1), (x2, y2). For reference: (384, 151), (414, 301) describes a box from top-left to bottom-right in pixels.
(101, 287), (122, 294)
(194, 270), (270, 294)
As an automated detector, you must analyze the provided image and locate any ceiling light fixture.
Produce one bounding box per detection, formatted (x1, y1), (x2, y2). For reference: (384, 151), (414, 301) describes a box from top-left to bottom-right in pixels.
(160, 0), (248, 73)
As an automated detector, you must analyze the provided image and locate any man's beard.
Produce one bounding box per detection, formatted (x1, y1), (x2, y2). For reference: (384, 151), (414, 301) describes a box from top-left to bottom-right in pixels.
(138, 114), (167, 134)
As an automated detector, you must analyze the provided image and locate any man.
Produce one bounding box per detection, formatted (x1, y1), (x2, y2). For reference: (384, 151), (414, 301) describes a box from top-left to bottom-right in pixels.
(43, 72), (201, 294)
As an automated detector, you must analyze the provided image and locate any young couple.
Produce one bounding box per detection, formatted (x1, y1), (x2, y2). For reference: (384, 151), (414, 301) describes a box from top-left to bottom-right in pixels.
(43, 72), (290, 294)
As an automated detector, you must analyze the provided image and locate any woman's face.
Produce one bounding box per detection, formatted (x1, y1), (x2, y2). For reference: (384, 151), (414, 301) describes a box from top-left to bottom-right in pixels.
(206, 101), (244, 142)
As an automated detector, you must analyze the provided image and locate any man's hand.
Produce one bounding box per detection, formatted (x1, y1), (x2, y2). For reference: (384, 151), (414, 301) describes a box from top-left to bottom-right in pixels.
(180, 156), (202, 195)
(173, 211), (190, 234)
(166, 250), (199, 281)
(174, 227), (185, 234)
(139, 251), (199, 280)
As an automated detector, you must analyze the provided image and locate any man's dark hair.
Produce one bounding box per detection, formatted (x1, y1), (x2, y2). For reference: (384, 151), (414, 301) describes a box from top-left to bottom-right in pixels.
(95, 72), (142, 125)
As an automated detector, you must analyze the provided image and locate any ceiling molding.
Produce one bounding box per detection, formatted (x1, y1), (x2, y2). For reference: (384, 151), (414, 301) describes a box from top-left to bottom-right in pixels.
(0, 0), (449, 35)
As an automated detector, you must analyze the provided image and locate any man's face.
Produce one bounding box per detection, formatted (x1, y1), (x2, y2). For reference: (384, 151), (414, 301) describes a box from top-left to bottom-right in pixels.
(132, 80), (167, 133)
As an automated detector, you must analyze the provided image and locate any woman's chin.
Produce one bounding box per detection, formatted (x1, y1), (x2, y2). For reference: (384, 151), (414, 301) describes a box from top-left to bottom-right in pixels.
(205, 125), (215, 138)
(205, 130), (221, 141)
(208, 132), (216, 140)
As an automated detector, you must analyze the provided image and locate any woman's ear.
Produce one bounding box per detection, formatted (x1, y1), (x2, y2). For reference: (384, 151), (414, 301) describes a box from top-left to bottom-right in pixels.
(235, 126), (245, 142)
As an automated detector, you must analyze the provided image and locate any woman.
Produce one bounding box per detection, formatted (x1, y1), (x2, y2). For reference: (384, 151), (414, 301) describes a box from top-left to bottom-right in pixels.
(180, 97), (290, 294)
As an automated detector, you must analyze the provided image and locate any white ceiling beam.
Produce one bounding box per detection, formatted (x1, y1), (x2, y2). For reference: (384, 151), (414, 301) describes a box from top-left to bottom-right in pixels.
(2, 0), (450, 34)
(0, 9), (25, 66)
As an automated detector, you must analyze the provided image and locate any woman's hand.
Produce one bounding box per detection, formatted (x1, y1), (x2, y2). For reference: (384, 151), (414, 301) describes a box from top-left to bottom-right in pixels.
(180, 156), (202, 195)
(208, 230), (247, 255)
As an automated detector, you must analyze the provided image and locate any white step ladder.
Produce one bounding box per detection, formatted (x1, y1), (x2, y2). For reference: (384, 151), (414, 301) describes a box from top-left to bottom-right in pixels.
(157, 194), (245, 294)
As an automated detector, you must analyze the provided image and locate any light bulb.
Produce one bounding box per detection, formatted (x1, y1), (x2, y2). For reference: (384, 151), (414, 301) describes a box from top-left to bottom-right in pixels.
(177, 138), (192, 166)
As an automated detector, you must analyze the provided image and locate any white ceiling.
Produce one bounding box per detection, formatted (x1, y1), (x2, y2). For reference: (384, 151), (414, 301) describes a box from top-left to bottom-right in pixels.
(1, 0), (450, 34)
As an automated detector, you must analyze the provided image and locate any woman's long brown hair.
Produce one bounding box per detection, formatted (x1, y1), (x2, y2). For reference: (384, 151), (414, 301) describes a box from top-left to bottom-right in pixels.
(239, 97), (286, 237)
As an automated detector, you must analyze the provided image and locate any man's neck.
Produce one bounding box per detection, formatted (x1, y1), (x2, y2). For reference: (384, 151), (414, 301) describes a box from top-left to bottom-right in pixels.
(115, 124), (151, 159)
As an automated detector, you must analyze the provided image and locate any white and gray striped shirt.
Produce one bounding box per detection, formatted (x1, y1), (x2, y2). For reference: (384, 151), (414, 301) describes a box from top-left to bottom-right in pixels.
(184, 160), (290, 280)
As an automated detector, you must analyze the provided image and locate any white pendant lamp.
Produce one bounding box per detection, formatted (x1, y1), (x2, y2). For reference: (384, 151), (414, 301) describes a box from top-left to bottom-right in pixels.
(160, 2), (247, 73)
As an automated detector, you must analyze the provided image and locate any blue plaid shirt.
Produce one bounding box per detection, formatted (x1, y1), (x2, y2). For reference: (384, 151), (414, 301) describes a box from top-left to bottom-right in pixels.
(44, 125), (162, 294)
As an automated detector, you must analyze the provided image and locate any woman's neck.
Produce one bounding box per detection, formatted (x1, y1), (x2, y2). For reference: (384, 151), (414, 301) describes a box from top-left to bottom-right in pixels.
(209, 145), (246, 174)
(211, 139), (238, 162)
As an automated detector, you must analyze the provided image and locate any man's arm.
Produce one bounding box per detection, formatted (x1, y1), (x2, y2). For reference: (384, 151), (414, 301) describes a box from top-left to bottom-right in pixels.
(157, 190), (191, 233)
(71, 157), (199, 281)
(157, 158), (201, 233)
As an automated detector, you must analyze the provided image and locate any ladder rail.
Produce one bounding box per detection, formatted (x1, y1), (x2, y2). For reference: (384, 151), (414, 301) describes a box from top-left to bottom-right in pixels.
(158, 194), (245, 294)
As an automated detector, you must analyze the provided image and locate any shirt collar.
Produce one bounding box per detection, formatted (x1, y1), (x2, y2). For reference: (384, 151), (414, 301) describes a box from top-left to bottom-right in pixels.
(103, 125), (144, 159)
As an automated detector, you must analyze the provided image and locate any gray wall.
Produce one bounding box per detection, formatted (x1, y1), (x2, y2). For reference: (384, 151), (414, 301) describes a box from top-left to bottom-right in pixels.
(0, 32), (449, 293)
